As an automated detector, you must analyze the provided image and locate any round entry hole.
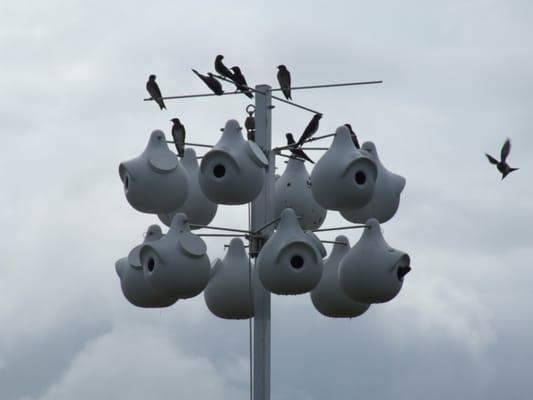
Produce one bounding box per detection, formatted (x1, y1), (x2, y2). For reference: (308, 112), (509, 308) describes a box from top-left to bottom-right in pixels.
(290, 255), (304, 269)
(213, 164), (226, 178)
(354, 171), (366, 185)
(147, 258), (156, 272)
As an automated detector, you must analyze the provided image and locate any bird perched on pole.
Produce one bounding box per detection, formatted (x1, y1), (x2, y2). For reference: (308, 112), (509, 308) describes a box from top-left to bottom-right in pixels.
(192, 69), (224, 95)
(214, 55), (235, 82)
(231, 66), (253, 99)
(286, 133), (314, 164)
(146, 74), (166, 110)
(344, 123), (360, 149)
(296, 113), (322, 146)
(486, 138), (519, 180)
(170, 118), (186, 157)
(277, 65), (292, 100)
(245, 115), (255, 141)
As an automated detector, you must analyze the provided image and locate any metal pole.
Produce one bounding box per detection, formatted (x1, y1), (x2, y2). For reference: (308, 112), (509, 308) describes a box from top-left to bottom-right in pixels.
(251, 84), (273, 400)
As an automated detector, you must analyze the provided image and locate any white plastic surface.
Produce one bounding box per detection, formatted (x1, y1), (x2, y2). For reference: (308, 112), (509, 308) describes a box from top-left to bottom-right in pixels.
(119, 130), (189, 214)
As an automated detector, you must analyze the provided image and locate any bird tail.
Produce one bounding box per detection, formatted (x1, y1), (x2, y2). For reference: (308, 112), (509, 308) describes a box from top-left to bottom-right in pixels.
(157, 98), (166, 110)
(245, 90), (254, 99)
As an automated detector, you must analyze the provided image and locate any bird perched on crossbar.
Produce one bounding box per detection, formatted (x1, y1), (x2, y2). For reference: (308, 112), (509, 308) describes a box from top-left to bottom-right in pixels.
(277, 65), (292, 100)
(486, 138), (519, 180)
(170, 118), (186, 157)
(296, 114), (322, 146)
(146, 74), (166, 110)
(214, 55), (235, 82)
(192, 69), (224, 95)
(286, 133), (314, 164)
(231, 66), (253, 99)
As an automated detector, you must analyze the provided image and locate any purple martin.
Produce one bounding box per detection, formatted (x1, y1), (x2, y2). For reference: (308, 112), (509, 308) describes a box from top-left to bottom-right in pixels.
(170, 118), (186, 157)
(230, 66), (253, 99)
(245, 115), (255, 141)
(214, 55), (235, 81)
(344, 123), (360, 149)
(296, 113), (322, 146)
(192, 69), (224, 95)
(146, 74), (166, 110)
(277, 65), (292, 100)
(486, 138), (519, 180)
(286, 133), (314, 164)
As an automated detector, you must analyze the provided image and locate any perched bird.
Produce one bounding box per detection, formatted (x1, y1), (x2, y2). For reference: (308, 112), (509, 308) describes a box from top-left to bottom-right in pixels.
(146, 74), (166, 110)
(231, 66), (253, 99)
(344, 123), (360, 149)
(245, 115), (255, 141)
(486, 138), (519, 180)
(192, 69), (224, 95)
(286, 133), (314, 164)
(277, 65), (292, 100)
(214, 55), (235, 81)
(170, 118), (186, 157)
(296, 113), (322, 146)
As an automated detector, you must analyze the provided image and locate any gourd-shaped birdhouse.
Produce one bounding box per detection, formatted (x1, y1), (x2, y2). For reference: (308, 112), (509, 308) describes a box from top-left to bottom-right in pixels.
(204, 238), (254, 319)
(158, 148), (218, 229)
(139, 213), (210, 299)
(310, 125), (377, 210)
(340, 142), (405, 224)
(257, 208), (323, 295)
(199, 119), (268, 205)
(311, 236), (370, 318)
(115, 225), (178, 308)
(119, 130), (189, 214)
(339, 219), (411, 303)
(275, 158), (327, 230)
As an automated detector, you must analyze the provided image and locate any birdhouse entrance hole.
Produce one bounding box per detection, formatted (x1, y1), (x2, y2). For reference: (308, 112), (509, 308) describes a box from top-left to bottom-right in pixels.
(213, 164), (226, 178)
(354, 171), (366, 185)
(147, 257), (156, 272)
(290, 255), (304, 269)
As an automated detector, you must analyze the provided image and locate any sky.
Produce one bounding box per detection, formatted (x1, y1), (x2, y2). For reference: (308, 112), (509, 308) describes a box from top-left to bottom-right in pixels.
(1, 0), (533, 399)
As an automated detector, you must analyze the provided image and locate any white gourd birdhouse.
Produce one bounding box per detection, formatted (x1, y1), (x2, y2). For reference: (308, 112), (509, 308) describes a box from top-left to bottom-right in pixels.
(340, 142), (406, 224)
(158, 148), (218, 229)
(310, 125), (377, 210)
(199, 119), (268, 205)
(204, 238), (254, 319)
(139, 213), (211, 299)
(115, 225), (178, 308)
(275, 158), (327, 230)
(257, 208), (323, 295)
(310, 235), (370, 318)
(339, 219), (411, 303)
(119, 130), (189, 214)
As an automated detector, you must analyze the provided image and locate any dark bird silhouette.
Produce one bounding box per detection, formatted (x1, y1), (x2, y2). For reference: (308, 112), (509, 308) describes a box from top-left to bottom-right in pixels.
(214, 55), (235, 81)
(296, 114), (322, 146)
(146, 74), (166, 110)
(170, 118), (186, 157)
(344, 123), (360, 149)
(277, 65), (292, 100)
(231, 66), (253, 98)
(486, 138), (519, 180)
(192, 69), (224, 95)
(245, 115), (255, 141)
(286, 133), (314, 164)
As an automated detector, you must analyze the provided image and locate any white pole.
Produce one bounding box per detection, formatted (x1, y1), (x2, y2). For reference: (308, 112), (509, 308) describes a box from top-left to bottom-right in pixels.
(251, 84), (273, 400)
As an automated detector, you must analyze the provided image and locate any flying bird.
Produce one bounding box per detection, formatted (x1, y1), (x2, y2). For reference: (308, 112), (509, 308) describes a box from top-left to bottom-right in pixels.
(286, 133), (314, 164)
(486, 138), (519, 180)
(245, 115), (255, 141)
(231, 66), (253, 98)
(344, 123), (360, 149)
(214, 55), (235, 81)
(170, 118), (186, 157)
(146, 74), (166, 110)
(277, 65), (292, 100)
(192, 69), (224, 95)
(296, 113), (322, 146)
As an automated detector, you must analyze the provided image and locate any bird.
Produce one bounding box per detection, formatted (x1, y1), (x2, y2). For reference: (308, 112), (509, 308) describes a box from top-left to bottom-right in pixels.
(277, 65), (292, 100)
(344, 123), (360, 149)
(286, 133), (314, 163)
(170, 118), (186, 157)
(231, 66), (253, 98)
(245, 115), (255, 141)
(296, 113), (322, 146)
(191, 69), (224, 95)
(486, 138), (519, 180)
(146, 74), (166, 110)
(214, 55), (235, 81)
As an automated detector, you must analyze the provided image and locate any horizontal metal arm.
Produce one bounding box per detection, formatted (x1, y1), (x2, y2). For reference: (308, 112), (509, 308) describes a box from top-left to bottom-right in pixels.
(320, 240), (348, 245)
(197, 233), (249, 238)
(312, 225), (368, 233)
(190, 224), (251, 234)
(270, 80), (383, 92)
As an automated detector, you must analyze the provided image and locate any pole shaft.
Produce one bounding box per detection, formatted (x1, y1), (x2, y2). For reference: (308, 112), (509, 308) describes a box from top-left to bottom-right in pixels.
(251, 84), (273, 400)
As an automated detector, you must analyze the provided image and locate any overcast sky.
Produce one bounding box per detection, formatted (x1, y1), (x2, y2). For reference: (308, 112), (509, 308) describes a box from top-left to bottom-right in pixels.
(2, 1), (533, 399)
